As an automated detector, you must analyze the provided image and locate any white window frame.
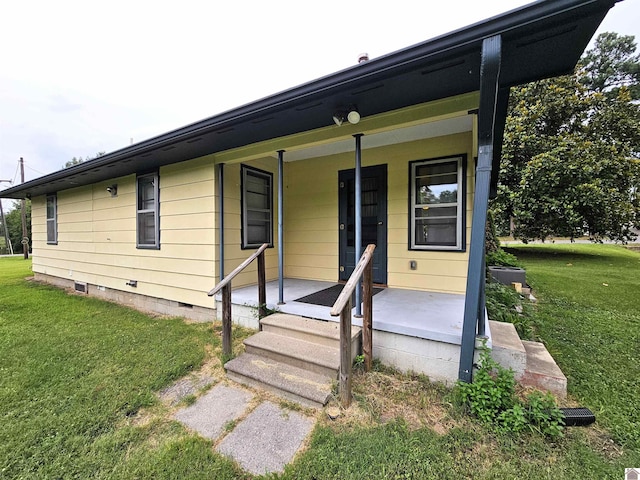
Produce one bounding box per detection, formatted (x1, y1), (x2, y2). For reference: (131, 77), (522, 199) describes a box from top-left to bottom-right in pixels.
(136, 172), (160, 249)
(241, 165), (273, 249)
(409, 156), (465, 251)
(46, 194), (57, 245)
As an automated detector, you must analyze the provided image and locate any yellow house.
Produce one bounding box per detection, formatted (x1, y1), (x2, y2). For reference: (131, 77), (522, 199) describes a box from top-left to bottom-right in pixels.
(1, 0), (618, 387)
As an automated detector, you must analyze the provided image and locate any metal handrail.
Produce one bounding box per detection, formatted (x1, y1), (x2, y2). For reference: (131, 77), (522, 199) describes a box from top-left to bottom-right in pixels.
(207, 242), (269, 357)
(330, 243), (376, 407)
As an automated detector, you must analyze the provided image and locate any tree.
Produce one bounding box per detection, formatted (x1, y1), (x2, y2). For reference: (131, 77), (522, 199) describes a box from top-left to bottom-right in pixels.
(580, 32), (640, 99)
(493, 32), (640, 243)
(5, 200), (31, 253)
(64, 151), (106, 168)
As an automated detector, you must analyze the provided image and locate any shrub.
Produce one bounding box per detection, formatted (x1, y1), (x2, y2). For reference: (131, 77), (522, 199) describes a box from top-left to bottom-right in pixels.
(455, 348), (564, 439)
(485, 282), (536, 339)
(486, 248), (521, 267)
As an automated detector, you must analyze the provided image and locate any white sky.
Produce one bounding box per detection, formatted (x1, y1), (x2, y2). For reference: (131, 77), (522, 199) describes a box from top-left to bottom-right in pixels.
(0, 0), (638, 203)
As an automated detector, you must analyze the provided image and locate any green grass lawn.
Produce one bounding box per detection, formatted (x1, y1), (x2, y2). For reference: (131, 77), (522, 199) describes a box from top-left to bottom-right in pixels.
(1, 245), (638, 479)
(506, 244), (640, 451)
(0, 258), (248, 479)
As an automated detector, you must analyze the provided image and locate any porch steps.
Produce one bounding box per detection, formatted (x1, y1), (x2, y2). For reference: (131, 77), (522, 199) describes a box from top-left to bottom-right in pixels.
(489, 320), (567, 398)
(225, 313), (362, 407)
(521, 341), (567, 399)
(225, 353), (333, 408)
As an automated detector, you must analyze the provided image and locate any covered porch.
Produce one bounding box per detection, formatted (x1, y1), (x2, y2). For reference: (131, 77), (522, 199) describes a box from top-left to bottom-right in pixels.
(217, 278), (491, 385)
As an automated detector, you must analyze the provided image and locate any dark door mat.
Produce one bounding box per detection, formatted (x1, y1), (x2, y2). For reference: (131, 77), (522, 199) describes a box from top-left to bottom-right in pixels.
(294, 284), (384, 307)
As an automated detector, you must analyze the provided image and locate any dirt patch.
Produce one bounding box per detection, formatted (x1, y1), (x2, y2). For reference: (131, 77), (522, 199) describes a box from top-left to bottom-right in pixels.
(324, 369), (460, 435)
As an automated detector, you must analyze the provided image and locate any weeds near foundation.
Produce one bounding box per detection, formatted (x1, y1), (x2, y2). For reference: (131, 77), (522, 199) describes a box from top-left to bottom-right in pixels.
(454, 348), (563, 438)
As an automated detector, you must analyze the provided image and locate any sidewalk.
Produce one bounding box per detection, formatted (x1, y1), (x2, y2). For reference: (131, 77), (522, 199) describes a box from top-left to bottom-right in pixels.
(164, 378), (316, 476)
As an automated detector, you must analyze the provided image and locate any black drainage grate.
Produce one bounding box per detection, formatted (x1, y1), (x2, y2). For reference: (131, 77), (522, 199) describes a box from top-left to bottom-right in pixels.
(560, 407), (596, 427)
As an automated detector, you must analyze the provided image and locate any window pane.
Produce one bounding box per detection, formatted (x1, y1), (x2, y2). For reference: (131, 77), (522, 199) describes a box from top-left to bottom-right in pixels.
(415, 175), (458, 204)
(138, 177), (155, 210)
(415, 206), (457, 218)
(47, 219), (56, 243)
(242, 167), (272, 247)
(247, 224), (270, 245)
(415, 161), (457, 177)
(415, 217), (457, 246)
(46, 197), (55, 219)
(410, 157), (463, 249)
(138, 212), (156, 245)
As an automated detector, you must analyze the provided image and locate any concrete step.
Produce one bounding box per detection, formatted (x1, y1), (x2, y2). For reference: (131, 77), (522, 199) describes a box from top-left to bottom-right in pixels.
(521, 340), (567, 399)
(488, 320), (527, 379)
(225, 353), (333, 408)
(244, 331), (340, 378)
(261, 313), (361, 356)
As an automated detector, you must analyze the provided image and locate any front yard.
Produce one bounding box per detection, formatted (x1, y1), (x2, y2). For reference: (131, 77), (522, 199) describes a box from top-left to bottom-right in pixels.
(0, 244), (638, 479)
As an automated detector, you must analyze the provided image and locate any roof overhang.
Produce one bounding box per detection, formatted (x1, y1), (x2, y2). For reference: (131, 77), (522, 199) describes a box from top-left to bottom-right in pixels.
(1, 0), (619, 200)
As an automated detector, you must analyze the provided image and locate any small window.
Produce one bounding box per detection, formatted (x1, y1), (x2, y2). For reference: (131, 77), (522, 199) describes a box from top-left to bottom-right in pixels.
(46, 194), (57, 245)
(137, 172), (159, 249)
(410, 156), (465, 250)
(241, 165), (273, 249)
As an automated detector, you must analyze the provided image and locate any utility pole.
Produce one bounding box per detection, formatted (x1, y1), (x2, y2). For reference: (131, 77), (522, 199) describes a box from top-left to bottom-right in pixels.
(20, 157), (28, 260)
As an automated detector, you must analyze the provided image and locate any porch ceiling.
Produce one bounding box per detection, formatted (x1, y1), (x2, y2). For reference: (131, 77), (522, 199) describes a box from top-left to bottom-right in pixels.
(279, 115), (474, 163)
(1, 0), (617, 200)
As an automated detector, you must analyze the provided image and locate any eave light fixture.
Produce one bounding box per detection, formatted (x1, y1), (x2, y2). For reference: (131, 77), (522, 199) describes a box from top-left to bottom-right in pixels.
(333, 106), (360, 126)
(347, 108), (360, 124)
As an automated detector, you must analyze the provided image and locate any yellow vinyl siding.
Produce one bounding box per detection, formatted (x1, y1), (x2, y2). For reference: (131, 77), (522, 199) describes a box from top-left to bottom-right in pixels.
(31, 158), (217, 308)
(283, 130), (474, 294)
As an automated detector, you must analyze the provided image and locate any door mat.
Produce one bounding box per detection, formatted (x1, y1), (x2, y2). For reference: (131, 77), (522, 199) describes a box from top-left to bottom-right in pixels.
(294, 284), (383, 308)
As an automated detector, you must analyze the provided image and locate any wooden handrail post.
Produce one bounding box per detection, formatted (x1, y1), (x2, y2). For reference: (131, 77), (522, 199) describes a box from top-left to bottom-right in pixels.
(362, 256), (373, 372)
(222, 283), (232, 357)
(208, 243), (269, 353)
(257, 249), (266, 322)
(339, 297), (353, 408)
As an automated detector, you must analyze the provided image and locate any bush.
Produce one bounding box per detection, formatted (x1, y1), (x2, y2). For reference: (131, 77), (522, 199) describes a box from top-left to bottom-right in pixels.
(486, 248), (521, 267)
(455, 348), (564, 438)
(485, 282), (536, 339)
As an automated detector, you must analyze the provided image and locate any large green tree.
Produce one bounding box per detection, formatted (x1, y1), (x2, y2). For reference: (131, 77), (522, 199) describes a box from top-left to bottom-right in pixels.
(4, 200), (32, 253)
(494, 32), (640, 243)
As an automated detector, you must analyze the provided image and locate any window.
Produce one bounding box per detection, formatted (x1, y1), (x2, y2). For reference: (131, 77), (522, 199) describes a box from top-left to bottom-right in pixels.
(46, 194), (57, 245)
(410, 156), (465, 250)
(136, 172), (159, 249)
(241, 165), (273, 249)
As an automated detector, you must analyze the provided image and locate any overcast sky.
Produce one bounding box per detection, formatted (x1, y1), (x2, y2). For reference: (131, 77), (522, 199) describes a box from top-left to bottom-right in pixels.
(1, 0), (639, 202)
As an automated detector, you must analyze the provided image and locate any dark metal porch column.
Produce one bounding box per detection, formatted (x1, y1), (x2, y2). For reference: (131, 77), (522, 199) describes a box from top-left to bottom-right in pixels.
(218, 163), (225, 282)
(459, 35), (502, 383)
(278, 150), (285, 305)
(354, 134), (364, 317)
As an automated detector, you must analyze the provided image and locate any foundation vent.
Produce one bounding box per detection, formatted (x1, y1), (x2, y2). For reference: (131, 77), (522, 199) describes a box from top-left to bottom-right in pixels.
(74, 281), (88, 294)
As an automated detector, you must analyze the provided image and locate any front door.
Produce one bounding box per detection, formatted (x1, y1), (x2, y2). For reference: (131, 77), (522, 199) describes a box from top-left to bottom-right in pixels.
(338, 165), (387, 284)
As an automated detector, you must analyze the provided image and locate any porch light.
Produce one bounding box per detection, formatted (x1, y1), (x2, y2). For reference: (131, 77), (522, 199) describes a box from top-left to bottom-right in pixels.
(347, 108), (360, 124)
(332, 106), (360, 126)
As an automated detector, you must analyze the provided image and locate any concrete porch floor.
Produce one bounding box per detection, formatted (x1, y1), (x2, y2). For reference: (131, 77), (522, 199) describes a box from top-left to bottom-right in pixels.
(227, 278), (491, 347)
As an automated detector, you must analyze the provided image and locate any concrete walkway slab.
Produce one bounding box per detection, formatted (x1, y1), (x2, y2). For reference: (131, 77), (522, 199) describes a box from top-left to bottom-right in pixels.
(175, 384), (252, 440)
(217, 401), (314, 476)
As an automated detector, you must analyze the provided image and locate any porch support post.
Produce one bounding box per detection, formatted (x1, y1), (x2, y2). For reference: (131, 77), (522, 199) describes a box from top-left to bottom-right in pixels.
(218, 163), (225, 282)
(354, 133), (364, 317)
(459, 35), (502, 383)
(277, 150), (285, 305)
